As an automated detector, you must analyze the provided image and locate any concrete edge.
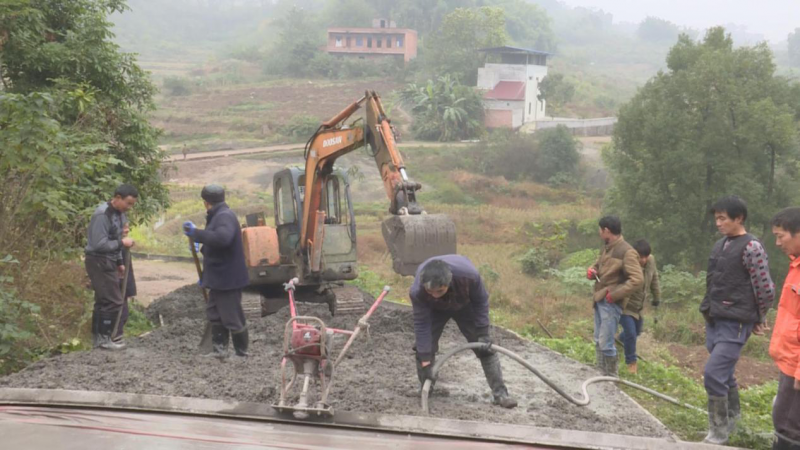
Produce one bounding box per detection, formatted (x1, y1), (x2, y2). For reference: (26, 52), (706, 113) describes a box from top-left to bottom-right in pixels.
(0, 388), (738, 450)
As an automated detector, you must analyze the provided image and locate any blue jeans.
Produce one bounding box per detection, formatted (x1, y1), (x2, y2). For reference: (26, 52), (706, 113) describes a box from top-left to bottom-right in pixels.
(619, 314), (643, 364)
(594, 300), (622, 357)
(703, 318), (753, 397)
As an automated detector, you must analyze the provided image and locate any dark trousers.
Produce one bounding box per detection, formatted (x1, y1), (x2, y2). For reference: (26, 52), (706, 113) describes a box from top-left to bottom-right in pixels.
(619, 314), (643, 364)
(85, 255), (123, 314)
(703, 318), (753, 397)
(414, 307), (492, 375)
(207, 288), (246, 333)
(774, 372), (800, 443)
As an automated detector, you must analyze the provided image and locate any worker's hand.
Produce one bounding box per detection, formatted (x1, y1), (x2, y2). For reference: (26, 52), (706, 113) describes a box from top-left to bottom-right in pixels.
(183, 221), (196, 237)
(117, 265), (125, 278)
(419, 362), (436, 382)
(587, 267), (598, 280)
(476, 334), (495, 356)
(651, 298), (660, 308)
(605, 289), (613, 303)
(794, 377), (800, 391)
(190, 241), (200, 253)
(122, 223), (130, 238)
(753, 321), (770, 336)
(121, 237), (134, 248)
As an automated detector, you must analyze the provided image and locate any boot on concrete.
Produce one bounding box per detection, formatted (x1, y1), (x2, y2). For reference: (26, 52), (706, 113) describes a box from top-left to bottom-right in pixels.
(602, 354), (619, 377)
(231, 328), (249, 357)
(205, 323), (229, 359)
(626, 361), (638, 375)
(703, 395), (729, 445)
(481, 353), (518, 409)
(96, 312), (125, 351)
(727, 387), (740, 435)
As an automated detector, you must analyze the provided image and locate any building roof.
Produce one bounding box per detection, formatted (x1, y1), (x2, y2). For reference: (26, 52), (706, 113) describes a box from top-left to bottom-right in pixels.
(478, 46), (552, 56)
(483, 81), (526, 101)
(328, 27), (417, 35)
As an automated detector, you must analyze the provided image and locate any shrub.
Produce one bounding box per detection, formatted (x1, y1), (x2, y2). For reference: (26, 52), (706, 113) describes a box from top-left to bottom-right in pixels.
(281, 115), (320, 140)
(559, 248), (600, 270)
(163, 76), (193, 96)
(520, 247), (550, 277)
(0, 256), (40, 373)
(535, 125), (580, 183)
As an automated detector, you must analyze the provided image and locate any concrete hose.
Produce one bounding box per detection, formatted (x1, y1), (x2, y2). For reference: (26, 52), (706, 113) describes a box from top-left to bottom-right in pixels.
(420, 342), (704, 415)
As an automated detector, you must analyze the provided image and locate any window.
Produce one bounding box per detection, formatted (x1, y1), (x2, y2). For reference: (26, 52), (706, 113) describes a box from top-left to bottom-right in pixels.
(380, 19), (386, 28)
(335, 36), (342, 48)
(356, 36), (363, 47)
(367, 37), (372, 48)
(387, 37), (392, 48)
(377, 38), (382, 48)
(396, 37), (403, 47)
(323, 178), (342, 224)
(275, 178), (296, 225)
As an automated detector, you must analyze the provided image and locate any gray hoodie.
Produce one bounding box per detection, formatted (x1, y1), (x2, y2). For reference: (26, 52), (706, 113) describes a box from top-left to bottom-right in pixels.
(84, 202), (127, 264)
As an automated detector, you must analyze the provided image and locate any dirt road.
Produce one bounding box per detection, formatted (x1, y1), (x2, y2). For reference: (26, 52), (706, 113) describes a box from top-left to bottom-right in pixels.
(0, 283), (671, 438)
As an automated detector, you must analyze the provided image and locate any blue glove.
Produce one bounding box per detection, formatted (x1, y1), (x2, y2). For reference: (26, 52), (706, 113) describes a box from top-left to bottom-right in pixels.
(191, 241), (200, 253)
(182, 221), (196, 237)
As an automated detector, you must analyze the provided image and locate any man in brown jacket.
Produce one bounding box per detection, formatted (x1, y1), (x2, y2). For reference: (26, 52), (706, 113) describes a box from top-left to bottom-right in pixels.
(586, 215), (644, 376)
(619, 239), (661, 375)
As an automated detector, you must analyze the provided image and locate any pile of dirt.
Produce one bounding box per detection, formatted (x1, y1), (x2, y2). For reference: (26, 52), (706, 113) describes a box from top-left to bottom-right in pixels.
(1, 284), (670, 437)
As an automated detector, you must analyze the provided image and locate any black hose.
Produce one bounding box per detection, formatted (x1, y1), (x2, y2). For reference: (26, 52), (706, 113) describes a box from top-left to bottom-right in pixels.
(420, 342), (704, 415)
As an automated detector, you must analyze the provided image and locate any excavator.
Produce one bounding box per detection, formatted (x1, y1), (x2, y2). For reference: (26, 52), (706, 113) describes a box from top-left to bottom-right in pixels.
(239, 91), (457, 315)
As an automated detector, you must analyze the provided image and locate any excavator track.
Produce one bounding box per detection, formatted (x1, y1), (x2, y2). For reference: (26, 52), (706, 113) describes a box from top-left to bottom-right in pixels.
(327, 285), (369, 316)
(241, 291), (263, 321)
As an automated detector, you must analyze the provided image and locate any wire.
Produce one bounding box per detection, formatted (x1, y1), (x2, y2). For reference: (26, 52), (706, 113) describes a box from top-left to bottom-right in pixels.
(420, 343), (705, 415)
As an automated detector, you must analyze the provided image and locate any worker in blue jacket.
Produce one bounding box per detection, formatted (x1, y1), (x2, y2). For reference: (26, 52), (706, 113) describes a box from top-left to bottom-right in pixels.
(183, 184), (250, 358)
(410, 255), (517, 408)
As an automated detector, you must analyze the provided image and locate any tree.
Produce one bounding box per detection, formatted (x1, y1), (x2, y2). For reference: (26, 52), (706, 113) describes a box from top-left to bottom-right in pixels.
(788, 28), (800, 67)
(536, 125), (580, 184)
(604, 27), (800, 267)
(424, 6), (508, 84)
(538, 73), (575, 113)
(0, 0), (168, 249)
(636, 16), (680, 43)
(264, 6), (325, 77)
(400, 74), (485, 142)
(489, 0), (555, 51)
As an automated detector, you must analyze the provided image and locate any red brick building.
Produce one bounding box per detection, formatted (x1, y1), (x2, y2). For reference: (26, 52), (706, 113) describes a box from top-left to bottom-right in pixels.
(326, 19), (418, 63)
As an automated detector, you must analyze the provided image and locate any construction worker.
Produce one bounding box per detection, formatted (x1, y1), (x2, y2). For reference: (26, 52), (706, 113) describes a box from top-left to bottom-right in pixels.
(700, 195), (774, 445)
(183, 184), (250, 358)
(769, 207), (800, 450)
(618, 239), (661, 375)
(586, 215), (643, 377)
(84, 184), (137, 351)
(410, 255), (518, 409)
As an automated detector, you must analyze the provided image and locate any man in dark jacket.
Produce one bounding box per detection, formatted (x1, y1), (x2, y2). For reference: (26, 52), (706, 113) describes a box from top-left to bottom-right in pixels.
(183, 185), (250, 358)
(85, 184), (137, 351)
(410, 255), (517, 409)
(700, 195), (775, 445)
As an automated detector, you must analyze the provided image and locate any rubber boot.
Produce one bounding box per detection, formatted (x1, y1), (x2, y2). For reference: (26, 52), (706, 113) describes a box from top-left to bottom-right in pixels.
(774, 433), (800, 450)
(205, 324), (229, 359)
(703, 395), (730, 445)
(97, 312), (126, 351)
(602, 354), (618, 377)
(626, 361), (638, 375)
(727, 387), (740, 435)
(231, 328), (249, 357)
(480, 354), (518, 409)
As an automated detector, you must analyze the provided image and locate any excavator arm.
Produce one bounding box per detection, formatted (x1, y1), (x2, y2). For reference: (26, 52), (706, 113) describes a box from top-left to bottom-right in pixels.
(300, 91), (456, 276)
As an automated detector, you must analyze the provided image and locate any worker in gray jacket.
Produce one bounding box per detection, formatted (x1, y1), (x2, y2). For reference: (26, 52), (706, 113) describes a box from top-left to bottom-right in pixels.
(84, 184), (137, 351)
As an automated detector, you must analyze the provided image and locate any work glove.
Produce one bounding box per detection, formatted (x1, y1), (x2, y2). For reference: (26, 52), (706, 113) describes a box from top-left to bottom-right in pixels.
(476, 333), (495, 356)
(587, 268), (598, 281)
(190, 241), (200, 253)
(182, 221), (197, 237)
(605, 289), (613, 304)
(420, 364), (436, 382)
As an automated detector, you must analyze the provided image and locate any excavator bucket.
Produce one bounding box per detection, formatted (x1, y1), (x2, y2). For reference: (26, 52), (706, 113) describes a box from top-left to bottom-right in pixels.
(381, 214), (457, 276)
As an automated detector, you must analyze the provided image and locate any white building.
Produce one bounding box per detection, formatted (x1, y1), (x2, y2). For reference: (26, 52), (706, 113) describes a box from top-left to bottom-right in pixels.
(477, 46), (550, 130)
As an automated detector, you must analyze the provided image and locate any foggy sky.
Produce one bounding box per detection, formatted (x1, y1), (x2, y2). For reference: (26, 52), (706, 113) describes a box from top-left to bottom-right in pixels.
(557, 0), (800, 43)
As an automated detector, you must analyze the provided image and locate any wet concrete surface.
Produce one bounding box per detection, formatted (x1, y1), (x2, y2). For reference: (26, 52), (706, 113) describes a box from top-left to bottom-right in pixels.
(0, 284), (670, 437)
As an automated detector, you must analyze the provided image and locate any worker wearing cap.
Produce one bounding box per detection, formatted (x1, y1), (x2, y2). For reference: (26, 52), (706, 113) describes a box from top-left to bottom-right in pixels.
(410, 254), (518, 409)
(183, 185), (250, 358)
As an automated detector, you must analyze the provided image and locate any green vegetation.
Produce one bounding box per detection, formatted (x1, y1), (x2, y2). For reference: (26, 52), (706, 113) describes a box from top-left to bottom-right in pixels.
(605, 28), (800, 269)
(0, 0), (167, 371)
(400, 75), (485, 141)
